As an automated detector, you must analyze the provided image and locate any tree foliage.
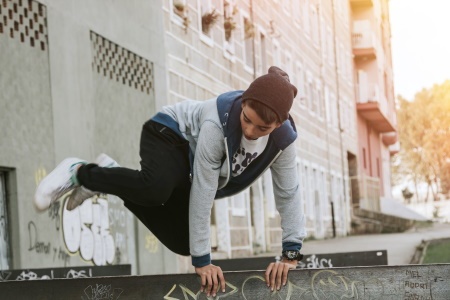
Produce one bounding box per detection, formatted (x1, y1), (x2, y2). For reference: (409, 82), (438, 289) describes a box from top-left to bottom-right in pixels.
(393, 80), (450, 199)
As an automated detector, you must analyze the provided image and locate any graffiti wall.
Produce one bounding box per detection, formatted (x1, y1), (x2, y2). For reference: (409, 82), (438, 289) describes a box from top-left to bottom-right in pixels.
(26, 186), (130, 268)
(26, 163), (131, 269)
(62, 196), (115, 266)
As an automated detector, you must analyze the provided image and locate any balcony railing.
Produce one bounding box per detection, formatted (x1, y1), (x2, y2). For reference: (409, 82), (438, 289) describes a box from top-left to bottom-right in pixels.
(350, 175), (380, 212)
(350, 0), (374, 8)
(352, 31), (376, 50)
(355, 82), (396, 133)
(352, 20), (378, 59)
(389, 141), (400, 156)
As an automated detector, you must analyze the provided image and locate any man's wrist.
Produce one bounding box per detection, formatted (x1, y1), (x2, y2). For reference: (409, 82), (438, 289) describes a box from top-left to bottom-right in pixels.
(281, 250), (303, 261)
(281, 258), (298, 266)
(192, 253), (211, 268)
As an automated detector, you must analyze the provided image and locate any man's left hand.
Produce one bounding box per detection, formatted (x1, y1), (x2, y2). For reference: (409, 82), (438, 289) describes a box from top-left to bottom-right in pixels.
(264, 259), (297, 291)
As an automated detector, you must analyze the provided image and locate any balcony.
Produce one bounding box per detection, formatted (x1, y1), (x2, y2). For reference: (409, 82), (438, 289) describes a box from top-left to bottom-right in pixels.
(356, 83), (396, 133)
(382, 132), (398, 146)
(352, 20), (377, 59)
(350, 175), (380, 212)
(350, 0), (373, 8)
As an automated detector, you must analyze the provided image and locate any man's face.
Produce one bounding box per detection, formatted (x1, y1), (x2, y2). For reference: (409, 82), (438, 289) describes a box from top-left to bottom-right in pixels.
(240, 103), (281, 140)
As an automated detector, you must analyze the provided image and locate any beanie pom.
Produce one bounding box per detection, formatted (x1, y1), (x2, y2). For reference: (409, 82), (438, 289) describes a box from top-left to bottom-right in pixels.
(268, 66), (297, 98)
(242, 66), (298, 122)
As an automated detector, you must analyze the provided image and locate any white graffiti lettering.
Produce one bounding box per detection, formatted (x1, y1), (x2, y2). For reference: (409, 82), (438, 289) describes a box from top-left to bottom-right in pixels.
(62, 197), (115, 266)
(83, 284), (123, 300)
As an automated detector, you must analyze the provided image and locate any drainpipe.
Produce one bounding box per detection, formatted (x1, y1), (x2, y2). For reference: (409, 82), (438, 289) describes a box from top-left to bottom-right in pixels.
(331, 0), (350, 235)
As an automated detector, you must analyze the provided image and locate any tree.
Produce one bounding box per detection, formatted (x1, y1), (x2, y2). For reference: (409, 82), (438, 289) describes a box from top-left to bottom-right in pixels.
(393, 80), (450, 200)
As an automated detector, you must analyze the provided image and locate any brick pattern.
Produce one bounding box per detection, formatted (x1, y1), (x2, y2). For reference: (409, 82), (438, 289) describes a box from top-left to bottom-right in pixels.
(90, 32), (154, 95)
(0, 0), (48, 50)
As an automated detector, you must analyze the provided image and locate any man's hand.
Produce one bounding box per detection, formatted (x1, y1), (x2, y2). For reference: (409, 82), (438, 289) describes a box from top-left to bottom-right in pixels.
(265, 259), (297, 291)
(195, 264), (226, 297)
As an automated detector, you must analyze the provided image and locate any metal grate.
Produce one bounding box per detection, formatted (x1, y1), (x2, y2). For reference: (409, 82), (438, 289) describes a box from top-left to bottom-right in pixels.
(90, 32), (154, 95)
(0, 0), (48, 50)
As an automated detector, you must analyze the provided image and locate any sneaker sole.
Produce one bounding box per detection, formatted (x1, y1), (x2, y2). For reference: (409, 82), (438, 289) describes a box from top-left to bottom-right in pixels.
(34, 158), (86, 212)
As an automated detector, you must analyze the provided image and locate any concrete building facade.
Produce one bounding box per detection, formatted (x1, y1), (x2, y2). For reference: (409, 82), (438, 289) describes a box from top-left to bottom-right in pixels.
(0, 0), (397, 275)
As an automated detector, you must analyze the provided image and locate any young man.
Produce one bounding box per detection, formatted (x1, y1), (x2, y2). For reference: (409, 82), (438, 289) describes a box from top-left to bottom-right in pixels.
(35, 66), (306, 297)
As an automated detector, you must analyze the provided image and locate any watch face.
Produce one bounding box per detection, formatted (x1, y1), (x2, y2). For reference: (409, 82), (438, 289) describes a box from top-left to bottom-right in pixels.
(286, 251), (297, 259)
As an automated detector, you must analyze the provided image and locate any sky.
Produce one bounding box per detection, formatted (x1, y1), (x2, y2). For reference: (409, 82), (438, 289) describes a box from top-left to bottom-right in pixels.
(389, 0), (450, 100)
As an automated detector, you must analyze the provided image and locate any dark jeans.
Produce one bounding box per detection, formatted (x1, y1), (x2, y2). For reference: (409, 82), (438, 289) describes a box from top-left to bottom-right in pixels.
(77, 120), (191, 255)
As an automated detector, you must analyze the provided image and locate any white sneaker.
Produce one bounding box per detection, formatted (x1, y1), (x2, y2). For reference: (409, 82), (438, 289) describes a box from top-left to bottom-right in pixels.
(66, 153), (119, 211)
(34, 158), (87, 211)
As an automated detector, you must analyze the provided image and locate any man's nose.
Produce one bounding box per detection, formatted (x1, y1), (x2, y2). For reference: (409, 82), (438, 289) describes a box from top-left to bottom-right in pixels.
(245, 125), (256, 137)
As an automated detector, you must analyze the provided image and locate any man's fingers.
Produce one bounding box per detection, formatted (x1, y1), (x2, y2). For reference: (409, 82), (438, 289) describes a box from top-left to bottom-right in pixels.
(276, 262), (284, 290)
(212, 270), (219, 296)
(217, 267), (226, 293)
(270, 263), (278, 291)
(200, 272), (207, 292)
(282, 263), (291, 286)
(196, 264), (229, 296)
(263, 261), (296, 292)
(265, 263), (274, 287)
(206, 273), (213, 296)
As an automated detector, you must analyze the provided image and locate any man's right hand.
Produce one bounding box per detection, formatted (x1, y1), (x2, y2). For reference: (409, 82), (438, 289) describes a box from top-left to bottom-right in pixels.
(195, 264), (226, 297)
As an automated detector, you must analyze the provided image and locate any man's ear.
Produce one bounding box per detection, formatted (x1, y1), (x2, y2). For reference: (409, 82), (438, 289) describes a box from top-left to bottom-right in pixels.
(275, 122), (282, 129)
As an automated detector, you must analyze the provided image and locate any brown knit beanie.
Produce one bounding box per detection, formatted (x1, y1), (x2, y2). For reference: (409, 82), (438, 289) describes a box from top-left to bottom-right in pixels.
(242, 66), (298, 122)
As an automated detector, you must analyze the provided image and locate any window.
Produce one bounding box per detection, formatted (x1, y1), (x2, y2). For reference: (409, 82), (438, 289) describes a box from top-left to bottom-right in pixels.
(282, 0), (291, 16)
(330, 92), (338, 128)
(302, 0), (310, 36)
(331, 174), (341, 221)
(259, 32), (267, 73)
(302, 164), (313, 217)
(363, 148), (367, 169)
(284, 51), (293, 78)
(293, 0), (301, 28)
(171, 0), (188, 25)
(231, 189), (249, 216)
(324, 86), (331, 124)
(342, 1), (349, 28)
(311, 5), (319, 46)
(327, 27), (334, 65)
(199, 0), (217, 45)
(311, 81), (318, 114)
(263, 171), (277, 218)
(306, 74), (313, 111)
(376, 158), (380, 177)
(315, 80), (323, 118)
(223, 0), (237, 56)
(346, 51), (352, 82)
(272, 39), (281, 67)
(339, 43), (345, 75)
(295, 62), (306, 106)
(321, 18), (327, 59)
(243, 15), (255, 71)
(0, 171), (10, 270)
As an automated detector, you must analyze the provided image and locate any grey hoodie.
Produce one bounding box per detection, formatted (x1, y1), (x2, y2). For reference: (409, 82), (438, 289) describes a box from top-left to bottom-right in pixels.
(158, 94), (306, 267)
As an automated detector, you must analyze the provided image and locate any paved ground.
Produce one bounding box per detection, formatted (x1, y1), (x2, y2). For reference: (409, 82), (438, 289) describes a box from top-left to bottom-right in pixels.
(302, 222), (450, 265)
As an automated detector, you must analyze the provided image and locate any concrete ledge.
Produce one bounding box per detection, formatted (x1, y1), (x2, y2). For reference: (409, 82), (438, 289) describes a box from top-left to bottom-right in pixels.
(215, 250), (388, 271)
(1, 264), (449, 299)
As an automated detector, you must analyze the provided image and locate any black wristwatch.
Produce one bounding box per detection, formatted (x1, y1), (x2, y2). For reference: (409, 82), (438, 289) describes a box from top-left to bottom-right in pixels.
(282, 250), (303, 261)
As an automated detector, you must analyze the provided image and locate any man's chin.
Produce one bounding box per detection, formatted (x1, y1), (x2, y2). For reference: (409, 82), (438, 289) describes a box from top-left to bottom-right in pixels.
(244, 135), (258, 140)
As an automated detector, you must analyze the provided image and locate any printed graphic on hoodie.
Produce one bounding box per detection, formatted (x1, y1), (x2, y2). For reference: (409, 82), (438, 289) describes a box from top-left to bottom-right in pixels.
(232, 135), (269, 176)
